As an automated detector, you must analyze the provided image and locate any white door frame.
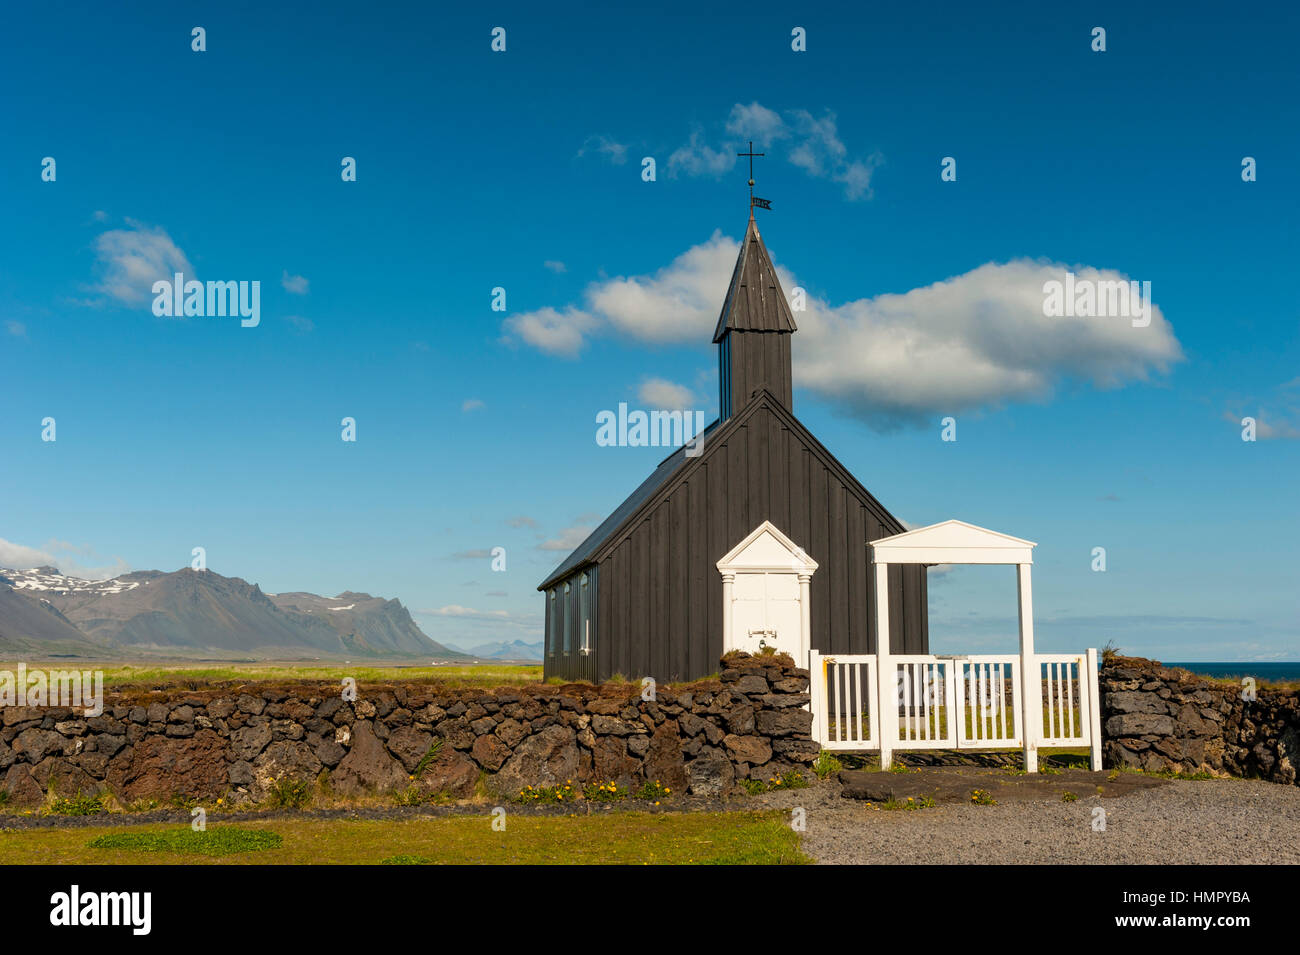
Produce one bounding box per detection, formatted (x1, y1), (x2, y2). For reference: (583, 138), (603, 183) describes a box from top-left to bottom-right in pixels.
(717, 520), (818, 666)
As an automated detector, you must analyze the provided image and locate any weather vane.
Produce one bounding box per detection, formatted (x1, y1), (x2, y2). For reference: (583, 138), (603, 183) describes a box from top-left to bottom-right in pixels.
(738, 140), (771, 211)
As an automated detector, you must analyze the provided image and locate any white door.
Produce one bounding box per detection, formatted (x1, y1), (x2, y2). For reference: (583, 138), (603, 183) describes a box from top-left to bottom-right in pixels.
(731, 571), (802, 659)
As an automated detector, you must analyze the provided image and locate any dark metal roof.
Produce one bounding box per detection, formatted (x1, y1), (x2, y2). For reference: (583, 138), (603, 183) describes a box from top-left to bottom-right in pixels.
(537, 388), (910, 592)
(537, 418), (722, 590)
(712, 213), (797, 343)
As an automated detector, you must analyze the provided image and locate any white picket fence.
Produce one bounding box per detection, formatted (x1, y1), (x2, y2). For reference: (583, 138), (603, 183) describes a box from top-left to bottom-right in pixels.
(809, 648), (1102, 771)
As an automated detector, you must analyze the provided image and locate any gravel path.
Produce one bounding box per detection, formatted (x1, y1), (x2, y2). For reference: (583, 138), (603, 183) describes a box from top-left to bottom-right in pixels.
(764, 778), (1300, 864)
(10, 774), (1296, 865)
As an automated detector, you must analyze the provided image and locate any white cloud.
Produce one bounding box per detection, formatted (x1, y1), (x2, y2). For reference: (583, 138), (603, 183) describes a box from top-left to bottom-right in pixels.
(0, 538), (129, 580)
(504, 233), (736, 357)
(834, 159), (882, 201)
(420, 604), (510, 619)
(0, 538), (54, 569)
(797, 260), (1182, 427)
(281, 270), (309, 294)
(577, 135), (629, 165)
(506, 516), (538, 528)
(725, 102), (786, 143)
(543, 260), (567, 273)
(6, 321), (27, 338)
(539, 525), (595, 552)
(589, 233), (736, 342)
(638, 377), (695, 408)
(1222, 410), (1300, 440)
(506, 234), (1184, 429)
(667, 129), (737, 178)
(462, 398), (485, 412)
(285, 314), (314, 332)
(91, 221), (194, 306)
(596, 102), (881, 199)
(502, 305), (599, 358)
(710, 102), (882, 199)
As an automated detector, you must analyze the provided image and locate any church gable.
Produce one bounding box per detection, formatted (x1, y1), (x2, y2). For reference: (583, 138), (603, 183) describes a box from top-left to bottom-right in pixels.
(584, 392), (927, 681)
(717, 520), (819, 574)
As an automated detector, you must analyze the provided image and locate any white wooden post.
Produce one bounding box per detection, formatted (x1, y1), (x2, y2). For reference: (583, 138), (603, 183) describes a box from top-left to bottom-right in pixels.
(721, 572), (734, 653)
(808, 648), (822, 744)
(797, 572), (812, 669)
(1087, 646), (1103, 770)
(1017, 562), (1038, 773)
(874, 561), (896, 771)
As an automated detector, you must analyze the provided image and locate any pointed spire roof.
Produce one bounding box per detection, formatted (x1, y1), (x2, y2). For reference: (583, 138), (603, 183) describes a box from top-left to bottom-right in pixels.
(712, 213), (797, 343)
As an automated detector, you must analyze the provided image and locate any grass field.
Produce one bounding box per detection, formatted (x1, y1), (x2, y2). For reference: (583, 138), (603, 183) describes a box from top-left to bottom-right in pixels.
(2, 662), (544, 689)
(0, 812), (810, 865)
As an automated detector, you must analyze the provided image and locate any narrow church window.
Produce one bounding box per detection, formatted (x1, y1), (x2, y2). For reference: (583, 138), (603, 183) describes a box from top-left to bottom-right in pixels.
(547, 589), (557, 656)
(563, 581), (574, 654)
(579, 573), (591, 655)
(719, 336), (732, 419)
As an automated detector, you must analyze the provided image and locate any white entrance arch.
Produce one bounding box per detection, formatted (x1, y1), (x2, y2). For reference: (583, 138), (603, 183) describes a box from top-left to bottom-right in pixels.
(843, 519), (1104, 773)
(870, 520), (1042, 770)
(717, 521), (818, 665)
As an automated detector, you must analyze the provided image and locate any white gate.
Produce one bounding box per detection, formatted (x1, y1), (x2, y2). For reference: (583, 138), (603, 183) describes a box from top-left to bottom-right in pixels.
(810, 654), (877, 750)
(1034, 654), (1096, 749)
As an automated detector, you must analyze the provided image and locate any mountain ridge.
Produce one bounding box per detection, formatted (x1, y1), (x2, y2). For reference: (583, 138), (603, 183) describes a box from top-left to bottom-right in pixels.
(0, 566), (469, 661)
(443, 638), (543, 662)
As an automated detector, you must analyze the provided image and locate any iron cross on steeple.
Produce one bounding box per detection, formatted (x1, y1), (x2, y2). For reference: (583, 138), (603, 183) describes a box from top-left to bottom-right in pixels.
(738, 141), (771, 211)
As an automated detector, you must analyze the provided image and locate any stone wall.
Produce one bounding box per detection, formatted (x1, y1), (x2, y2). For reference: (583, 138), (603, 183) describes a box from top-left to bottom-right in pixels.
(1101, 655), (1299, 785)
(0, 651), (814, 806)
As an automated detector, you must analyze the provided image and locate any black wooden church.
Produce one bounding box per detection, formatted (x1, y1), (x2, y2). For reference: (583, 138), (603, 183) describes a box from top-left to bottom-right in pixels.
(538, 209), (929, 682)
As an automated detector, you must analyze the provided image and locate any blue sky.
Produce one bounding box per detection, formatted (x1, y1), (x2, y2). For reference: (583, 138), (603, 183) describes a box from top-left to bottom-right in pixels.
(1, 1), (1296, 659)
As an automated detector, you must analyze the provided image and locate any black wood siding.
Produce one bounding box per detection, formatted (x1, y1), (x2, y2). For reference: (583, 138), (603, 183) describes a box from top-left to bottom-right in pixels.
(722, 329), (793, 417)
(589, 400), (928, 683)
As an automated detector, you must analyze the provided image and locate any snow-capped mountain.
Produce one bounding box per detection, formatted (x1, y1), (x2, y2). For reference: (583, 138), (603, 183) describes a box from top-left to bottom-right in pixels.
(4, 565), (145, 596)
(0, 566), (468, 660)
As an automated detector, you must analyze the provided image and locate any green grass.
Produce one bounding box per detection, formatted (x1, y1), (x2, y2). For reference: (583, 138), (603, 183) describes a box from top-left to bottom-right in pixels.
(393, 785), (424, 807)
(635, 780), (674, 801)
(517, 783), (577, 803)
(738, 770), (808, 794)
(265, 777), (313, 810)
(46, 790), (110, 817)
(27, 662), (543, 690)
(0, 812), (810, 865)
(414, 739), (445, 777)
(879, 795), (935, 811)
(583, 781), (629, 802)
(87, 827), (282, 856)
(812, 751), (842, 779)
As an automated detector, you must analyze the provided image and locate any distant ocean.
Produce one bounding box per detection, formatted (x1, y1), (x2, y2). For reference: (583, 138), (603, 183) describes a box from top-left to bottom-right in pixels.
(1164, 662), (1300, 683)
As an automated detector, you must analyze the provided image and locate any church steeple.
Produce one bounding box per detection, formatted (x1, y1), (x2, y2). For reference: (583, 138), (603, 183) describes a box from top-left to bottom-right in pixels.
(714, 212), (796, 419)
